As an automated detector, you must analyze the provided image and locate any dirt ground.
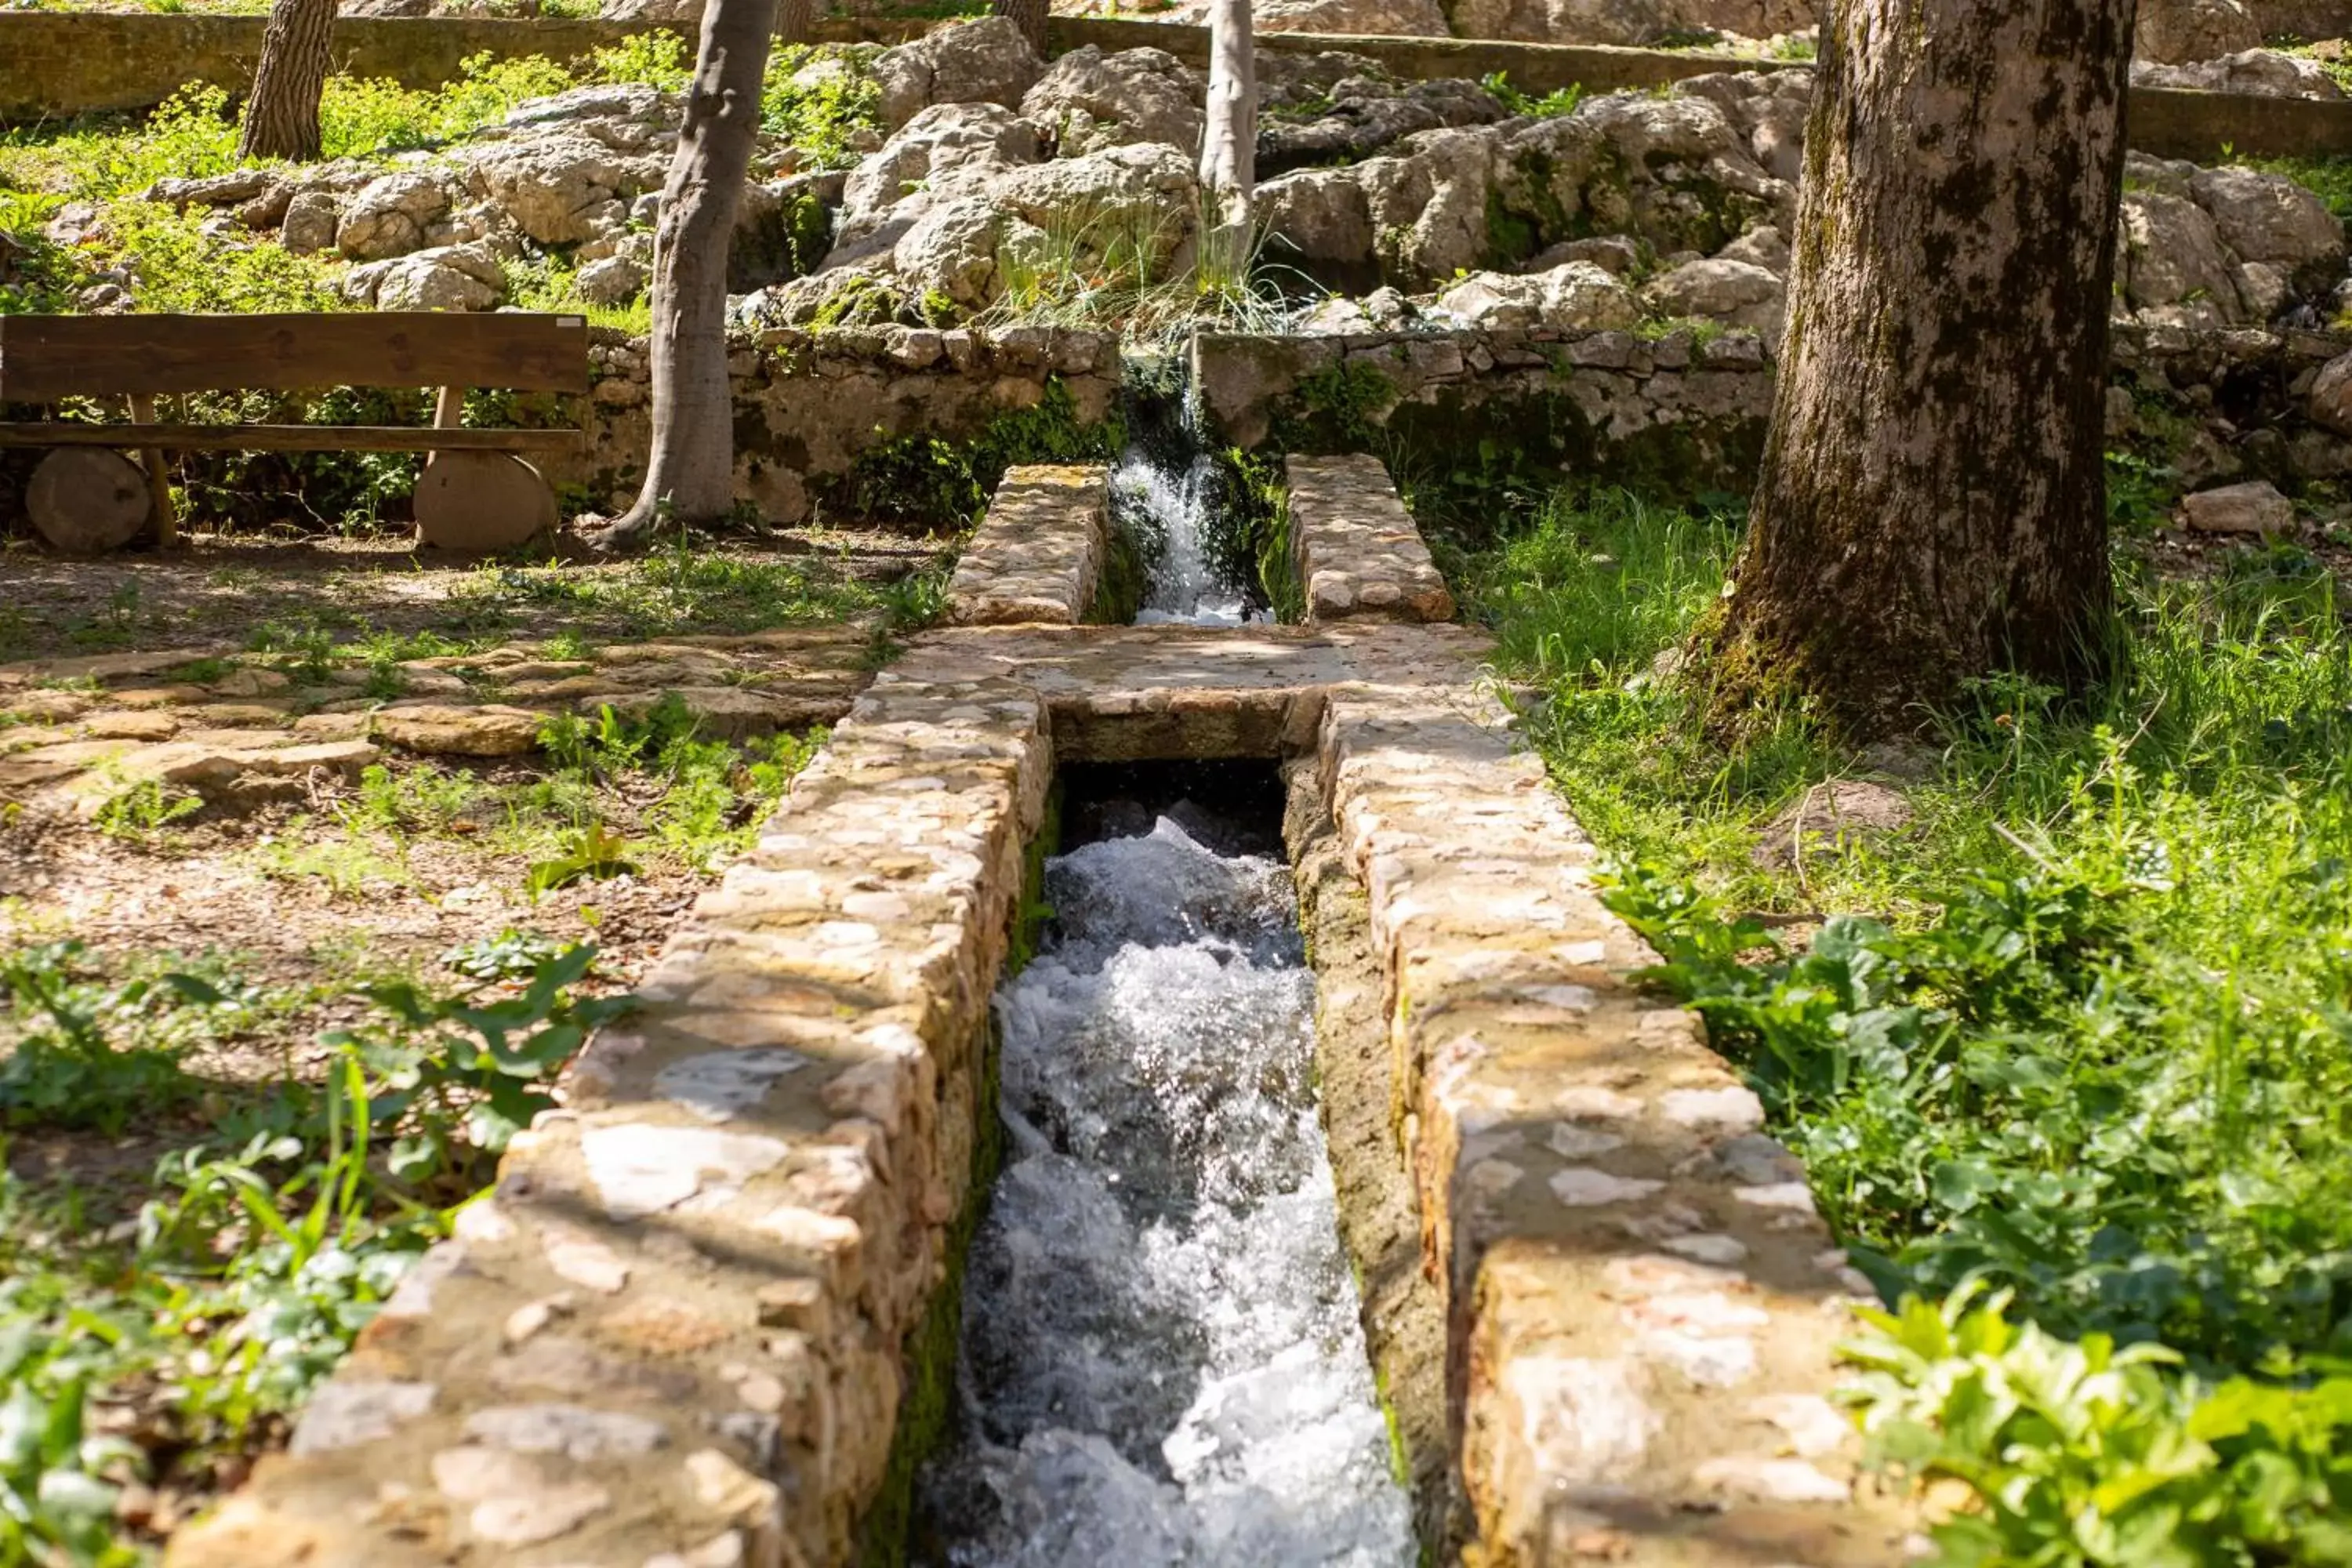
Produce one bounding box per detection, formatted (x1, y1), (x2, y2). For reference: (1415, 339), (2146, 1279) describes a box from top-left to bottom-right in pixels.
(0, 524), (939, 662)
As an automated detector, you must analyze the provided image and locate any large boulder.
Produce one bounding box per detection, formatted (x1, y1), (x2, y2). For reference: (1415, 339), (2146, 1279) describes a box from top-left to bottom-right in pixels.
(1258, 75), (1507, 177)
(458, 134), (659, 244)
(1429, 261), (1641, 329)
(2187, 165), (2345, 282)
(335, 170), (452, 262)
(501, 83), (681, 154)
(1643, 257), (1784, 334)
(1020, 46), (1204, 158)
(1254, 167), (1378, 287)
(342, 241), (507, 312)
(1251, 0), (1449, 33)
(1359, 126), (1505, 285)
(2134, 48), (2345, 97)
(2118, 190), (2243, 325)
(2135, 0), (2260, 63)
(1674, 67), (1814, 185)
(872, 16), (1045, 133)
(830, 102), (1042, 268)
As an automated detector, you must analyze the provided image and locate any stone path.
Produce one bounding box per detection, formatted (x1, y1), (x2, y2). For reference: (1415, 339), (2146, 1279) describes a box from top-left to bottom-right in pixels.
(942, 463), (1109, 626)
(0, 625), (877, 818)
(162, 456), (1912, 1567)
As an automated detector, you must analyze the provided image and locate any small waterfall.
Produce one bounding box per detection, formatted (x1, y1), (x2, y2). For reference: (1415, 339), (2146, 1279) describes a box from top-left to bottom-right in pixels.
(914, 790), (1414, 1568)
(1113, 348), (1269, 627)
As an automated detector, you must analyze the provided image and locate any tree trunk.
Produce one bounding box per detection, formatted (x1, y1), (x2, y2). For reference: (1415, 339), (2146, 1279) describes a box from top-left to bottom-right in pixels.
(1199, 0), (1255, 237)
(586, 0), (782, 550)
(1704, 0), (2130, 739)
(993, 0), (1049, 59)
(238, 0), (336, 163)
(778, 0), (821, 43)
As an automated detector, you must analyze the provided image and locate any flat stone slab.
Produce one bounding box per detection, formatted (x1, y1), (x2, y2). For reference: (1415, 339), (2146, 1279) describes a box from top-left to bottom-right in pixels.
(944, 463), (1109, 626)
(0, 624), (877, 817)
(1286, 453), (1456, 624)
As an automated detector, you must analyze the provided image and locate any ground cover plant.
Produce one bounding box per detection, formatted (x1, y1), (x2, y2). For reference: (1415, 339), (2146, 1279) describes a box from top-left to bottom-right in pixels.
(0, 643), (832, 1559)
(1465, 486), (2352, 1565)
(0, 35), (881, 321)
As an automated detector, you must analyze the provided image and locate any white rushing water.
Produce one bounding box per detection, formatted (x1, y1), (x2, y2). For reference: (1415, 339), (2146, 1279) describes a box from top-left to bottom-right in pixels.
(920, 816), (1414, 1568)
(1112, 450), (1263, 628)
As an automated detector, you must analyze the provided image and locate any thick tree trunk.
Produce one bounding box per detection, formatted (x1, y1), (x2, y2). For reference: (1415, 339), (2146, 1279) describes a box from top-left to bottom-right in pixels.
(779, 0), (821, 42)
(586, 0), (781, 550)
(238, 0), (336, 163)
(993, 0), (1049, 58)
(1200, 0), (1256, 243)
(1705, 0), (2130, 739)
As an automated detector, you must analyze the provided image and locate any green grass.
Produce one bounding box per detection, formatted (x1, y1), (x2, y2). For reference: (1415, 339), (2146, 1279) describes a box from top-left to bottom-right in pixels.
(1467, 486), (2352, 1566)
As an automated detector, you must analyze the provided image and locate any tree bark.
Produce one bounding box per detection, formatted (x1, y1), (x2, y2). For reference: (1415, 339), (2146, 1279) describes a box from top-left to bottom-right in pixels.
(586, 0), (782, 550)
(1199, 0), (1256, 237)
(993, 0), (1049, 59)
(778, 0), (822, 43)
(238, 0), (336, 163)
(1704, 0), (2130, 739)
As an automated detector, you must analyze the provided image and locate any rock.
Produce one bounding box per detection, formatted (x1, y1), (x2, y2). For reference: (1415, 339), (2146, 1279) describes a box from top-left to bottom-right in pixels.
(2135, 0), (2260, 64)
(1258, 75), (1506, 178)
(579, 1123), (789, 1220)
(1644, 257), (1784, 335)
(470, 1481), (610, 1546)
(288, 1381), (437, 1457)
(2308, 348), (2352, 434)
(144, 169), (277, 210)
(1716, 223), (1789, 275)
(1020, 46), (1204, 158)
(372, 702), (546, 757)
(2187, 166), (2345, 281)
(342, 241), (506, 312)
(1255, 0), (1447, 28)
(655, 1050), (809, 1123)
(872, 16), (1046, 133)
(279, 189), (342, 254)
(1292, 285), (1423, 333)
(460, 134), (660, 245)
(463, 1404), (669, 1461)
(1752, 780), (1911, 869)
(336, 170), (452, 261)
(1431, 261), (1640, 330)
(2134, 48), (2346, 97)
(1254, 167), (1377, 283)
(892, 196), (1007, 307)
(837, 102), (1040, 254)
(2119, 190), (2241, 323)
(1527, 234), (1641, 276)
(413, 452), (557, 551)
(2180, 479), (2294, 534)
(575, 252), (648, 304)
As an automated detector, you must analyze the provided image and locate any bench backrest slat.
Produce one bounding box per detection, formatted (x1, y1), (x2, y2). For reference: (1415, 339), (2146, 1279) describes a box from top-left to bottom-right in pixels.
(0, 312), (591, 402)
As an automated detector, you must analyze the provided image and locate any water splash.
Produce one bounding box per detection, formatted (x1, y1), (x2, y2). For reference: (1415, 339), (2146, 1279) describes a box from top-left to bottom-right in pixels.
(1115, 449), (1256, 627)
(918, 818), (1414, 1568)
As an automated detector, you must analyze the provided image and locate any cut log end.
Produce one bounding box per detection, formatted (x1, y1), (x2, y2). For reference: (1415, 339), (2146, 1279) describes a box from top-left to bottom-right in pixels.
(27, 448), (152, 554)
(413, 451), (558, 552)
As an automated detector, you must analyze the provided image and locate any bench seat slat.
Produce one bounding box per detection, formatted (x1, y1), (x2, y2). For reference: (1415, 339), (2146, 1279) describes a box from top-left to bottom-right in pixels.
(0, 312), (591, 401)
(0, 423), (583, 454)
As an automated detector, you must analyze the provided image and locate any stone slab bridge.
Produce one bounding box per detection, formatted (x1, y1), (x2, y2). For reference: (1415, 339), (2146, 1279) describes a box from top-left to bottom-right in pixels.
(167, 459), (1918, 1568)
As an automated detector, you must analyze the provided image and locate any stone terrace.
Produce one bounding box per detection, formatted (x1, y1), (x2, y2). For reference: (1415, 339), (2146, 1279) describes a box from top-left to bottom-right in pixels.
(162, 457), (1912, 1566)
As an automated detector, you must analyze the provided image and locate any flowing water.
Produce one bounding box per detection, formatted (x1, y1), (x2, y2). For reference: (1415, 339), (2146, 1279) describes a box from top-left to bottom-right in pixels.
(915, 806), (1415, 1568)
(1116, 448), (1254, 627)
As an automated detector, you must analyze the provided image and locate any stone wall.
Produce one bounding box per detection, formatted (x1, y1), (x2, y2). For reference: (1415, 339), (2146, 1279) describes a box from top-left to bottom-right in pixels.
(561, 324), (1124, 525)
(1196, 322), (2352, 506)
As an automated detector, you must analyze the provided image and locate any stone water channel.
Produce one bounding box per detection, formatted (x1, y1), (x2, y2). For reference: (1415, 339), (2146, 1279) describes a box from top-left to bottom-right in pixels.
(169, 456), (1918, 1568)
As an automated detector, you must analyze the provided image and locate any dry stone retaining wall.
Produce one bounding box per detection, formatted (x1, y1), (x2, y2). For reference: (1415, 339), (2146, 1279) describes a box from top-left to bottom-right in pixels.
(564, 325), (1122, 525)
(1199, 323), (2352, 499)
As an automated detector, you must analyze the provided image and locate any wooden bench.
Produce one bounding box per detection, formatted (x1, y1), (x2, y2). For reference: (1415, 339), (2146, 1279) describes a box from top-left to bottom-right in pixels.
(0, 311), (590, 552)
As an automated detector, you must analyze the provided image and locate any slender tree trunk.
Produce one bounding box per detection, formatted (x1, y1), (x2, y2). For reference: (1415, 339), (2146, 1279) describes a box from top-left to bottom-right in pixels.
(238, 0), (336, 163)
(993, 0), (1048, 58)
(1199, 0), (1256, 239)
(1704, 0), (2130, 739)
(779, 0), (822, 43)
(586, 0), (781, 550)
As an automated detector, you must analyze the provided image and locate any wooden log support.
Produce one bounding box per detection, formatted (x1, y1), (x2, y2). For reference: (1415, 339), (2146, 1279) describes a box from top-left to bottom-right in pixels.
(124, 394), (178, 547)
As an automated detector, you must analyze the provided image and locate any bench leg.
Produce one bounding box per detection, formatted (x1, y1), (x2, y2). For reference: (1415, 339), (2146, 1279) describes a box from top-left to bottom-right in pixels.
(125, 395), (178, 547)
